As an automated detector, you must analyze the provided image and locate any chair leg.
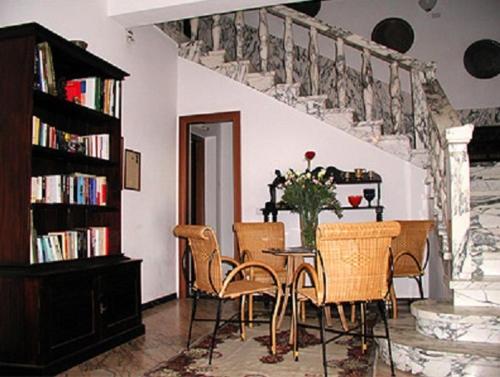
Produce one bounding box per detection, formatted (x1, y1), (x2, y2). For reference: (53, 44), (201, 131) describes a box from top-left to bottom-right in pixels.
(390, 285), (398, 319)
(415, 276), (424, 299)
(360, 302), (367, 353)
(240, 295), (247, 341)
(336, 304), (349, 331)
(270, 291), (281, 355)
(187, 292), (198, 350)
(318, 307), (328, 377)
(377, 301), (396, 377)
(248, 293), (254, 328)
(350, 302), (356, 324)
(209, 298), (223, 365)
(292, 292), (299, 360)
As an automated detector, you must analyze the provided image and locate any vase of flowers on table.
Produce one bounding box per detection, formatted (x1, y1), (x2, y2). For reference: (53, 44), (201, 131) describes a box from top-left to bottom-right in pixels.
(277, 151), (342, 249)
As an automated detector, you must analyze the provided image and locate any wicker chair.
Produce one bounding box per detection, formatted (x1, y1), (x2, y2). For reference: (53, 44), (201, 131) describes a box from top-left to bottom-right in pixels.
(291, 221), (401, 377)
(233, 222), (288, 325)
(173, 225), (282, 363)
(390, 220), (434, 318)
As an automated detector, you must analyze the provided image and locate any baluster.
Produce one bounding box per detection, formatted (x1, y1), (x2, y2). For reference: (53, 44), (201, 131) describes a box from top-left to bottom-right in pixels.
(361, 49), (374, 122)
(259, 8), (269, 72)
(309, 26), (319, 96)
(411, 69), (429, 149)
(390, 61), (403, 134)
(190, 17), (199, 41)
(235, 11), (245, 60)
(335, 38), (347, 108)
(212, 14), (221, 51)
(284, 16), (294, 85)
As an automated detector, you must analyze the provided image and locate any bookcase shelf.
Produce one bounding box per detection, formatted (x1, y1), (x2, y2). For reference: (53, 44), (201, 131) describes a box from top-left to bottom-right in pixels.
(0, 22), (144, 376)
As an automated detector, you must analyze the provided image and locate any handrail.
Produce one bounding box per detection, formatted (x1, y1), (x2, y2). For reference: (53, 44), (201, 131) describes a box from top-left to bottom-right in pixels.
(268, 5), (434, 72)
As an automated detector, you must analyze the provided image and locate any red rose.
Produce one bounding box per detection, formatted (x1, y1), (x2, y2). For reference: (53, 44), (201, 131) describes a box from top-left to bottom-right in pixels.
(305, 151), (316, 161)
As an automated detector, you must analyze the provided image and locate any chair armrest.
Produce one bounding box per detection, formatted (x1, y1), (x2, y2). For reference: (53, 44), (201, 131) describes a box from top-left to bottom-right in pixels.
(221, 256), (240, 268)
(240, 249), (251, 263)
(219, 261), (283, 298)
(292, 262), (322, 304)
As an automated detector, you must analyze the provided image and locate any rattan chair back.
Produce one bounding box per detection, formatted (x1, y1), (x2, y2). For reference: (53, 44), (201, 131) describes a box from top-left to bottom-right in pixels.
(234, 222), (286, 272)
(391, 220), (434, 277)
(173, 225), (222, 294)
(315, 222), (401, 304)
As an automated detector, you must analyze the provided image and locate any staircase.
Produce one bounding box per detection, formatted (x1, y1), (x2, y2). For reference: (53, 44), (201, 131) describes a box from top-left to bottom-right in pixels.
(160, 5), (500, 376)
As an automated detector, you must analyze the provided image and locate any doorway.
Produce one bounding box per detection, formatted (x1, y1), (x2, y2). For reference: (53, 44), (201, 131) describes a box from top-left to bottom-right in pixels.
(178, 111), (241, 298)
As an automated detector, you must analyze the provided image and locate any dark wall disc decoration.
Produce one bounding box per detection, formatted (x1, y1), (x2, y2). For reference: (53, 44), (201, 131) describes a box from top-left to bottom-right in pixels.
(287, 0), (322, 17)
(464, 39), (500, 79)
(371, 18), (415, 53)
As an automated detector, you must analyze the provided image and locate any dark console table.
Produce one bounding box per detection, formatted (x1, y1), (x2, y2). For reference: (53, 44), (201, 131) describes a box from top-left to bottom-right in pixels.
(262, 166), (384, 222)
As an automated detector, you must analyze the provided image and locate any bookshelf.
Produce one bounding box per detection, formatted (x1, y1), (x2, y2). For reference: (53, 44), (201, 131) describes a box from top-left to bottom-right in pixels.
(0, 23), (144, 375)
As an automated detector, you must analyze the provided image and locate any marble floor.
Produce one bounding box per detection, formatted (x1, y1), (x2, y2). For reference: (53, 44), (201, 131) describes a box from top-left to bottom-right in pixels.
(57, 298), (413, 377)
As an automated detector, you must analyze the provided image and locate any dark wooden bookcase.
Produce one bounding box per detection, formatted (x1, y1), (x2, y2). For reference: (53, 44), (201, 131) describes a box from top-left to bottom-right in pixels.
(0, 23), (144, 376)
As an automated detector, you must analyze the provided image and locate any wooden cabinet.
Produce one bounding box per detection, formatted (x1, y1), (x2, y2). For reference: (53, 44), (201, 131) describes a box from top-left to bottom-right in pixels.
(0, 23), (144, 375)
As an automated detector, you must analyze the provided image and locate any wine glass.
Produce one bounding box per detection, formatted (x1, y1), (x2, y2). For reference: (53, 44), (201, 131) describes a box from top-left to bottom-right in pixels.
(363, 188), (376, 207)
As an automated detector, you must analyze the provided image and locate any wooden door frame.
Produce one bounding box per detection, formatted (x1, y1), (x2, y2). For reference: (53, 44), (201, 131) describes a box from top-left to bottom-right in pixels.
(178, 111), (242, 299)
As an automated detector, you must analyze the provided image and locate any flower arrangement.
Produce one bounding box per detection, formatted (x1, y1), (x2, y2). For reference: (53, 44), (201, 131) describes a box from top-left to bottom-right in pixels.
(277, 151), (342, 248)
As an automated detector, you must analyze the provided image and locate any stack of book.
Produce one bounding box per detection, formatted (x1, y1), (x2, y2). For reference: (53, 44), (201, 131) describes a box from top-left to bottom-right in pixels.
(31, 173), (107, 205)
(32, 116), (110, 159)
(31, 227), (109, 264)
(64, 77), (121, 117)
(34, 42), (57, 96)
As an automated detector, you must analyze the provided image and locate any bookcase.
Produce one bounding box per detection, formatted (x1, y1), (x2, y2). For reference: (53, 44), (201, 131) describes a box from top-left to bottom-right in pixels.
(0, 23), (144, 375)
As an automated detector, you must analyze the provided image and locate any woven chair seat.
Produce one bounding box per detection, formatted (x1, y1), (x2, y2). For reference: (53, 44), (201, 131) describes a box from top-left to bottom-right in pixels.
(250, 268), (288, 284)
(223, 280), (277, 299)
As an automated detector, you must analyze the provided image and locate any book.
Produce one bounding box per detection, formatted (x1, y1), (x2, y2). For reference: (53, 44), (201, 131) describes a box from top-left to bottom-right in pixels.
(37, 42), (57, 96)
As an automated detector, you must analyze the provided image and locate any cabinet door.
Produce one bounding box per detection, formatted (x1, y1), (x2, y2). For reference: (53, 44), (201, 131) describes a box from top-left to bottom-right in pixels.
(41, 273), (99, 361)
(99, 262), (141, 338)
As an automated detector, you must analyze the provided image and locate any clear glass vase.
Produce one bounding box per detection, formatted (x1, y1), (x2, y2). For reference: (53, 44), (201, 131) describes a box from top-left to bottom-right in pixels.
(299, 210), (319, 249)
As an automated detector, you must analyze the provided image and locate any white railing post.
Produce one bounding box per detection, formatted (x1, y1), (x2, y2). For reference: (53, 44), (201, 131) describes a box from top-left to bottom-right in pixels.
(309, 26), (319, 96)
(259, 8), (269, 72)
(390, 61), (403, 134)
(190, 17), (199, 41)
(446, 124), (475, 280)
(335, 38), (347, 108)
(361, 48), (374, 122)
(284, 16), (294, 85)
(411, 69), (430, 149)
(212, 14), (221, 51)
(235, 11), (245, 60)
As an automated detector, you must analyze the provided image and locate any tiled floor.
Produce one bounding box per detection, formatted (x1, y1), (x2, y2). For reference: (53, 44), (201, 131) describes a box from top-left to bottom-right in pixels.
(57, 298), (413, 377)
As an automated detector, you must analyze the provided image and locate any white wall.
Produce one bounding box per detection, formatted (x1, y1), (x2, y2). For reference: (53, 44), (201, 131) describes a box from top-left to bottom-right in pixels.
(0, 0), (179, 303)
(178, 58), (429, 297)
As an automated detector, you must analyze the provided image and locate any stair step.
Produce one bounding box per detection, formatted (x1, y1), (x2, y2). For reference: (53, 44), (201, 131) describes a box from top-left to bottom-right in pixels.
(179, 40), (205, 63)
(295, 95), (328, 119)
(322, 108), (354, 130)
(199, 49), (227, 68)
(246, 71), (275, 91)
(375, 313), (500, 377)
(214, 60), (249, 83)
(450, 276), (500, 307)
(411, 299), (500, 343)
(482, 252), (500, 276)
(348, 120), (383, 143)
(375, 135), (412, 161)
(265, 83), (301, 106)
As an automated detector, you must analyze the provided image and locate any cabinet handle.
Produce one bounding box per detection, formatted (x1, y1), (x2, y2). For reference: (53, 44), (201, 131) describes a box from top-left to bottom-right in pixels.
(99, 302), (107, 314)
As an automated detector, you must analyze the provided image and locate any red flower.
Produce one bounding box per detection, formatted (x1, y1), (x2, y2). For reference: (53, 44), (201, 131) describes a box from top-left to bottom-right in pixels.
(305, 151), (316, 161)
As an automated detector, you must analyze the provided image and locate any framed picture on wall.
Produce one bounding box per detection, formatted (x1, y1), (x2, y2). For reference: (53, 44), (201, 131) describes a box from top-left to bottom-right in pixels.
(124, 149), (141, 191)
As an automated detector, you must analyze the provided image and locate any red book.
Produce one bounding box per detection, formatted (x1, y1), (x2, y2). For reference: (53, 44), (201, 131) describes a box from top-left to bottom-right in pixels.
(65, 80), (82, 104)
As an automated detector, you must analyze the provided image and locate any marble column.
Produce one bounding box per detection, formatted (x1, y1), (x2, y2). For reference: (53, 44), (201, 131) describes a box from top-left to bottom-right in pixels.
(411, 69), (430, 149)
(308, 26), (319, 96)
(335, 38), (347, 108)
(212, 15), (221, 51)
(235, 11), (244, 61)
(361, 49), (374, 122)
(259, 8), (269, 72)
(446, 124), (475, 280)
(390, 61), (403, 134)
(190, 17), (199, 41)
(284, 16), (294, 85)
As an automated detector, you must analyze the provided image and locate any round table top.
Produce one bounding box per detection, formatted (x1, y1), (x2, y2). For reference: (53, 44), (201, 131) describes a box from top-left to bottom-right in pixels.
(262, 247), (316, 257)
